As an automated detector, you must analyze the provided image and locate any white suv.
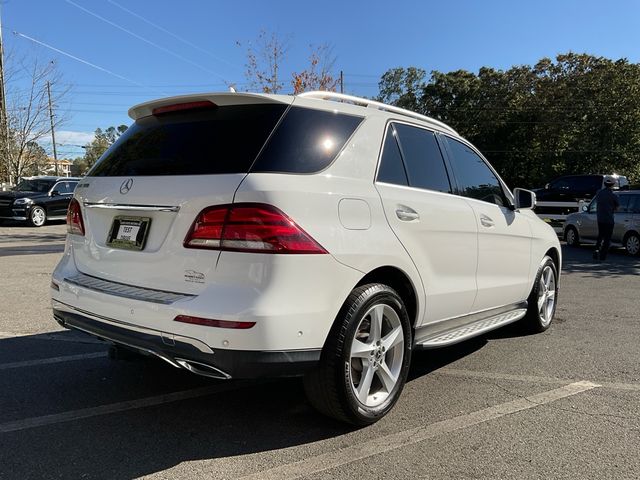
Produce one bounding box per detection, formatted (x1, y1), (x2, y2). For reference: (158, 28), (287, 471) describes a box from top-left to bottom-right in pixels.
(51, 91), (561, 425)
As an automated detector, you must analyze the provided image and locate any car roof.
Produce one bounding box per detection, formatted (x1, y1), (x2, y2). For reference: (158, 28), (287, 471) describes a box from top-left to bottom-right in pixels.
(128, 91), (458, 136)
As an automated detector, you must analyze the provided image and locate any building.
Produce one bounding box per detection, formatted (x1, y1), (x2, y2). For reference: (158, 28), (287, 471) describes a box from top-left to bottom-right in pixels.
(44, 158), (73, 177)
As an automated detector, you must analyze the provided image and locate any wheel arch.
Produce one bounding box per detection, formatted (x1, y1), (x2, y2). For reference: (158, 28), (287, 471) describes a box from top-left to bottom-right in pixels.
(353, 265), (419, 330)
(545, 247), (561, 275)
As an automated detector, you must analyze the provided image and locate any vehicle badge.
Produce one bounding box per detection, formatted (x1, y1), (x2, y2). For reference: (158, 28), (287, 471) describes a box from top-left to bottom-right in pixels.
(120, 178), (134, 195)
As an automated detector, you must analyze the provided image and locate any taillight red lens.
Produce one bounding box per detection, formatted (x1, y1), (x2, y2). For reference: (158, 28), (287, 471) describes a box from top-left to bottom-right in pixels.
(174, 315), (255, 329)
(67, 198), (84, 236)
(152, 100), (216, 116)
(184, 203), (327, 254)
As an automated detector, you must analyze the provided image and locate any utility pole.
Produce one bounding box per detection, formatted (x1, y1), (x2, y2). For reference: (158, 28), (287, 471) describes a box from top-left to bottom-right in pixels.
(46, 81), (58, 176)
(340, 70), (344, 94)
(0, 5), (10, 184)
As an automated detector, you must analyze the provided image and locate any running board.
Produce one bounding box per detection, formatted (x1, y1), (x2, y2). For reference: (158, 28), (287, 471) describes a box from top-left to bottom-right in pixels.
(415, 304), (527, 349)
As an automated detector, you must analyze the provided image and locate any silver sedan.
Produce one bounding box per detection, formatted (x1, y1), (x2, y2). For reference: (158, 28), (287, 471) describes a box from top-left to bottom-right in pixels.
(564, 190), (640, 256)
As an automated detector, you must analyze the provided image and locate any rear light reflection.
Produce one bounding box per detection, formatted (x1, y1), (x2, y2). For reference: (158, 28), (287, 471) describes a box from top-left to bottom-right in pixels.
(174, 315), (256, 329)
(184, 203), (327, 254)
(67, 198), (85, 236)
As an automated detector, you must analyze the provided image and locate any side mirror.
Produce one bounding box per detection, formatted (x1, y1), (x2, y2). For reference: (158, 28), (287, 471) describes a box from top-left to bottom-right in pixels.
(50, 190), (60, 197)
(513, 188), (536, 210)
(545, 183), (550, 190)
(582, 205), (589, 212)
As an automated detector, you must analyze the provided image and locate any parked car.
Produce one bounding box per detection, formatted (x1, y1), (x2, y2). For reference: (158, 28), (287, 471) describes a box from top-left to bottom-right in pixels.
(0, 176), (81, 226)
(51, 92), (561, 425)
(533, 174), (630, 233)
(564, 190), (640, 256)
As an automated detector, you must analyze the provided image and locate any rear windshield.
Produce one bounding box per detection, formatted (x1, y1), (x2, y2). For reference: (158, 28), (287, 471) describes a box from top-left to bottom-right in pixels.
(87, 104), (362, 177)
(88, 104), (287, 176)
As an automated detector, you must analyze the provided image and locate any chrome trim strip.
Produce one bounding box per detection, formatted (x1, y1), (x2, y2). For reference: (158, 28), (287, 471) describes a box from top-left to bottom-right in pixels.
(64, 272), (195, 305)
(0, 216), (27, 221)
(52, 299), (213, 354)
(83, 202), (180, 212)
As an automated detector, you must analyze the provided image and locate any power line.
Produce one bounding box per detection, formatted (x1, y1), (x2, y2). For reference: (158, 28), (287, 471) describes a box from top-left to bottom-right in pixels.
(106, 0), (238, 69)
(13, 31), (160, 92)
(66, 0), (227, 81)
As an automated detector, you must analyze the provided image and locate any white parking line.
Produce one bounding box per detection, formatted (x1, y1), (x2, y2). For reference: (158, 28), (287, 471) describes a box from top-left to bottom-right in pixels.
(238, 381), (600, 480)
(0, 352), (107, 370)
(0, 381), (255, 434)
(438, 368), (640, 392)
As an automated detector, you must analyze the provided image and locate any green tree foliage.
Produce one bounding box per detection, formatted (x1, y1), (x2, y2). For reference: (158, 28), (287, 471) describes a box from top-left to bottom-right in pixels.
(82, 125), (128, 171)
(378, 53), (640, 187)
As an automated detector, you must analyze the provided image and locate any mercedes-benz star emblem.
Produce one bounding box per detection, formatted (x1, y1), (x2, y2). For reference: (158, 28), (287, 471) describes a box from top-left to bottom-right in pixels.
(120, 178), (134, 195)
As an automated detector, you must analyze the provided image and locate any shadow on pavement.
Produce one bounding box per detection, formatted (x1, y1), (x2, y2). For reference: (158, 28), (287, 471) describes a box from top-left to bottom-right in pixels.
(0, 243), (65, 257)
(0, 328), (491, 479)
(561, 244), (640, 278)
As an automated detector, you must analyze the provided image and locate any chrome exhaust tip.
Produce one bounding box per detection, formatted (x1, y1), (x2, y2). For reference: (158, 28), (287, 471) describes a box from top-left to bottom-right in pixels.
(174, 358), (232, 380)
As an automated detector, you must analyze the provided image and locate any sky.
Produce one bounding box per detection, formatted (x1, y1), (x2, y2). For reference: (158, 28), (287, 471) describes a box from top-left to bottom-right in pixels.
(4, 0), (640, 159)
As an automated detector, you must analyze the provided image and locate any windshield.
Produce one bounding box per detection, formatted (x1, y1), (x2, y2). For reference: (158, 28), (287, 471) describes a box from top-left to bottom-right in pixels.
(14, 179), (55, 193)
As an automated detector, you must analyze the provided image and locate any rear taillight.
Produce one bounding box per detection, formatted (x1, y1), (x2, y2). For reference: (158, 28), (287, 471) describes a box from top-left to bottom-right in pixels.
(67, 198), (84, 236)
(184, 203), (327, 254)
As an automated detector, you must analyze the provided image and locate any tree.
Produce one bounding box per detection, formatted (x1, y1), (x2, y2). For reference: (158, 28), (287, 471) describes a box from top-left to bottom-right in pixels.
(21, 141), (48, 176)
(237, 30), (289, 94)
(239, 31), (339, 95)
(292, 44), (339, 94)
(82, 125), (128, 169)
(377, 53), (640, 187)
(378, 67), (427, 112)
(0, 57), (69, 184)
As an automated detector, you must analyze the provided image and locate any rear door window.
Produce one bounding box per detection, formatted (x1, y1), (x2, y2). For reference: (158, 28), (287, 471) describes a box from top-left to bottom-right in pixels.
(251, 107), (363, 174)
(393, 123), (451, 193)
(88, 104), (287, 176)
(617, 195), (630, 213)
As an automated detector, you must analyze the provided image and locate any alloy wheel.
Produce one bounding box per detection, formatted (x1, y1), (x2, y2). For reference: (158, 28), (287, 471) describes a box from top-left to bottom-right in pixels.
(31, 207), (46, 227)
(626, 234), (640, 256)
(537, 265), (556, 327)
(349, 303), (404, 408)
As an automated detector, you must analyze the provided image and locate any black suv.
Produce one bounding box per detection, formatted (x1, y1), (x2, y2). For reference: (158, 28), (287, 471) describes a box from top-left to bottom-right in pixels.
(534, 174), (629, 216)
(0, 176), (81, 226)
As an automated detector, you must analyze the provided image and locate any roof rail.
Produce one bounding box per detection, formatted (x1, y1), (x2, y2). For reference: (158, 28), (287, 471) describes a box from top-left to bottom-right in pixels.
(297, 91), (457, 135)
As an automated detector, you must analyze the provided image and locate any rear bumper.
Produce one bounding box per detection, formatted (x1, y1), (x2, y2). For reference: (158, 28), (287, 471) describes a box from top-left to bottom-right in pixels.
(53, 302), (321, 380)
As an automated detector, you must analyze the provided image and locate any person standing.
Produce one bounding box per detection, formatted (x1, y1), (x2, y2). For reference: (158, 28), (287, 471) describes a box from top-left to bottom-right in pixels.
(593, 177), (620, 261)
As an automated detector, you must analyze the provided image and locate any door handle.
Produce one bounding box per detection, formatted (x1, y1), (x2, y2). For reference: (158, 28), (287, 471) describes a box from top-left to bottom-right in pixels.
(396, 206), (419, 221)
(480, 214), (494, 228)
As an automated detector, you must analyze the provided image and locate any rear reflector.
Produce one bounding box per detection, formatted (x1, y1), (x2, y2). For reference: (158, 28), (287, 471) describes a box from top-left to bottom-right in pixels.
(152, 100), (216, 116)
(174, 315), (256, 329)
(184, 203), (327, 254)
(67, 198), (85, 236)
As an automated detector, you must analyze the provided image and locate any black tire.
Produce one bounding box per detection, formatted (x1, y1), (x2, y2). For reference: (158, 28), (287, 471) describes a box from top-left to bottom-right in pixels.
(304, 283), (412, 426)
(522, 256), (558, 333)
(564, 226), (580, 247)
(623, 232), (640, 256)
(29, 206), (47, 227)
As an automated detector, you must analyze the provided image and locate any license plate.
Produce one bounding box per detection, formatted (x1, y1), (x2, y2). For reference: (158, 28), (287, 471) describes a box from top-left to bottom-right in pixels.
(106, 216), (151, 251)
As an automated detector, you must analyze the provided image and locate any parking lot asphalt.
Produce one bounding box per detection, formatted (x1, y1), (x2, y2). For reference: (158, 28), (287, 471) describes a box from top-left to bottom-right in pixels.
(0, 222), (639, 480)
